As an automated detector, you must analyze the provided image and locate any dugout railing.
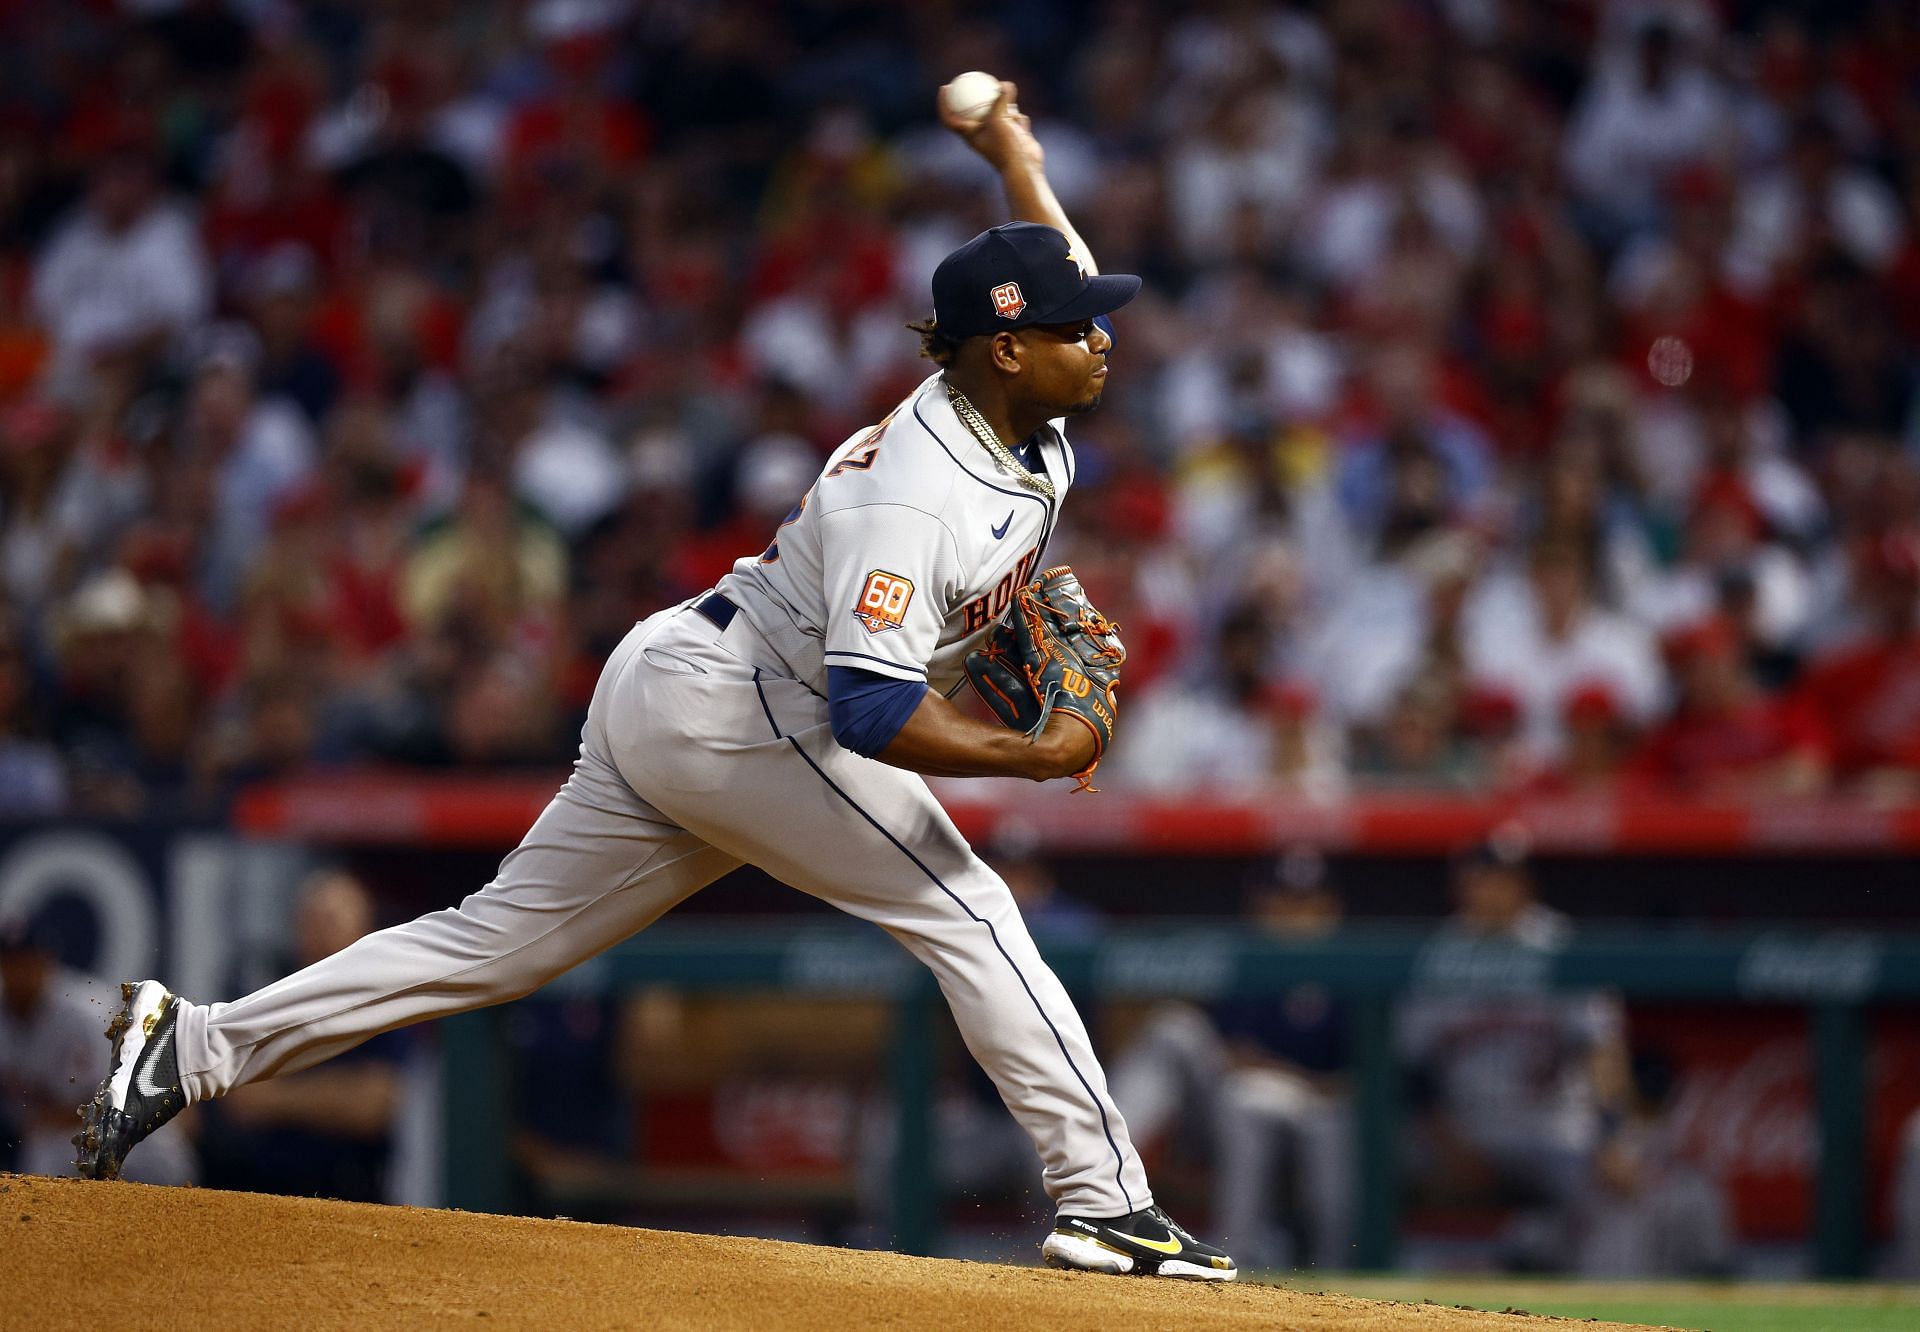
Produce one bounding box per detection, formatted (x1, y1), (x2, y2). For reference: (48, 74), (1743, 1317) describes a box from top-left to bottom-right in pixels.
(439, 922), (1920, 1276)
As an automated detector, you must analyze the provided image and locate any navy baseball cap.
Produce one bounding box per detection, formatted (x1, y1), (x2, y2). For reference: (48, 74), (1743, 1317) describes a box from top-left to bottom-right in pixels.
(931, 222), (1141, 340)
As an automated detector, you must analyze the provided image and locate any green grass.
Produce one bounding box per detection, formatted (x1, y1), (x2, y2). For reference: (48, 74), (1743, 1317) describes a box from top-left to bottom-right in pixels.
(1286, 1276), (1920, 1332)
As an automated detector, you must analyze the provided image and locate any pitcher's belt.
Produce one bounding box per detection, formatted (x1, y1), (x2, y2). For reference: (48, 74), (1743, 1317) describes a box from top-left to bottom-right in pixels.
(689, 590), (821, 697)
(694, 592), (737, 631)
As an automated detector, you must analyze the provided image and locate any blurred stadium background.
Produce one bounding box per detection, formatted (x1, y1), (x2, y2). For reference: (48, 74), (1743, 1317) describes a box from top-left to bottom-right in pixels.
(1, 0), (1919, 1307)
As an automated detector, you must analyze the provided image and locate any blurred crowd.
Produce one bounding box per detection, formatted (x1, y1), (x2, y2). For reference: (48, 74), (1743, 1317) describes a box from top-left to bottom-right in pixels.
(1, 0), (1918, 816)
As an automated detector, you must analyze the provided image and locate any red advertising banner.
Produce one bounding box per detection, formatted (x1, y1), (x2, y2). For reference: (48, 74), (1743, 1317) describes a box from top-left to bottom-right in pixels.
(1633, 1006), (1920, 1239)
(232, 772), (1920, 856)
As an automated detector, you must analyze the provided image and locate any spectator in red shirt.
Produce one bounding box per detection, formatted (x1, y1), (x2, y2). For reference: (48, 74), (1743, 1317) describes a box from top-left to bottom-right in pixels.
(1796, 532), (1920, 795)
(1527, 683), (1634, 796)
(1630, 617), (1829, 796)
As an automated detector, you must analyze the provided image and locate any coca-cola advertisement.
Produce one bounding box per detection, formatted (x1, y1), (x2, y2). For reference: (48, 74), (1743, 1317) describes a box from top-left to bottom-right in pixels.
(1633, 1006), (1920, 1239)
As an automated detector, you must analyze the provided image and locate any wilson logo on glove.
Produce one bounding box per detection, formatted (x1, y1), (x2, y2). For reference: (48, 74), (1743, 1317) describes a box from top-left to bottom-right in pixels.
(853, 570), (915, 634)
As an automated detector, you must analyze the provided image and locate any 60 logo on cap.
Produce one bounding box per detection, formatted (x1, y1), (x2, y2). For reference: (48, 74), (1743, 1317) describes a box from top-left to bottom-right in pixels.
(853, 570), (915, 634)
(990, 281), (1025, 319)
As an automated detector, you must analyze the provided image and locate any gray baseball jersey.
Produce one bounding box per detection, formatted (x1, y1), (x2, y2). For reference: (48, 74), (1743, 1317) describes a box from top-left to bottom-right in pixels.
(169, 369), (1152, 1221)
(718, 371), (1070, 698)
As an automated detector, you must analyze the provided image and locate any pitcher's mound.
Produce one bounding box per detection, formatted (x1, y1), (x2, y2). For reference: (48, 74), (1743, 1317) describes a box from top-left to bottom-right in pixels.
(1, 1173), (1668, 1330)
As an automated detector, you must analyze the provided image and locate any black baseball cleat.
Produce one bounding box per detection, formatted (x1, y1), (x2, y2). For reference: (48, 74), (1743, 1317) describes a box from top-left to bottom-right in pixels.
(1041, 1204), (1237, 1281)
(73, 981), (188, 1180)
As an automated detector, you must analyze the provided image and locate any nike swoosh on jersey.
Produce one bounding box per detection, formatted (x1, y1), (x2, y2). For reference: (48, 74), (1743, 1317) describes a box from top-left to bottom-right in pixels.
(1126, 1232), (1184, 1255)
(133, 1027), (174, 1097)
(991, 512), (1013, 539)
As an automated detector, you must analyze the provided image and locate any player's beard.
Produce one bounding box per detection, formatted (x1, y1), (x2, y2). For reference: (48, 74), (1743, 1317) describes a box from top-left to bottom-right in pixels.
(1063, 389), (1103, 415)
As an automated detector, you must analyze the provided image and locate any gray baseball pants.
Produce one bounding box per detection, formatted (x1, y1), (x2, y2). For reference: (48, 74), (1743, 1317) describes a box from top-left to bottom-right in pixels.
(172, 602), (1151, 1218)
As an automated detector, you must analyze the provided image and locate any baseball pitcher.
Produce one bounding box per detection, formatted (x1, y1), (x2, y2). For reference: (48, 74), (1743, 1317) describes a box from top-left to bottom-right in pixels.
(74, 82), (1236, 1281)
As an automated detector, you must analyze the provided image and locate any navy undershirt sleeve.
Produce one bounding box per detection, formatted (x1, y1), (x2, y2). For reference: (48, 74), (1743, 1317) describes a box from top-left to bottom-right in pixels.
(828, 665), (929, 757)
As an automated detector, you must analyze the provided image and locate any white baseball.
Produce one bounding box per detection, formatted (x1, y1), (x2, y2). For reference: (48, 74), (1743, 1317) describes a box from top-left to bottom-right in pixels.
(942, 71), (1003, 125)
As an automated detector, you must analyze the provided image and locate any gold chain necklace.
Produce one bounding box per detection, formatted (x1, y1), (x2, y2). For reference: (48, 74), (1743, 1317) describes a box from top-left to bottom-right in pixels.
(944, 381), (1056, 499)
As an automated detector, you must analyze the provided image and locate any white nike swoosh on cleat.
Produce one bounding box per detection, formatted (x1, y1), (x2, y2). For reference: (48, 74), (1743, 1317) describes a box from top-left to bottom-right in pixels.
(133, 1026), (173, 1098)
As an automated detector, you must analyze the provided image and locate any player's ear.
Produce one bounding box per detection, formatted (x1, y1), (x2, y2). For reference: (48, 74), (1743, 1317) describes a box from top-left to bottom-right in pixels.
(988, 330), (1024, 375)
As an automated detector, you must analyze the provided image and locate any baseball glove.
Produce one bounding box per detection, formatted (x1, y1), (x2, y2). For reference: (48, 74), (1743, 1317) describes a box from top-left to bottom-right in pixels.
(964, 565), (1124, 791)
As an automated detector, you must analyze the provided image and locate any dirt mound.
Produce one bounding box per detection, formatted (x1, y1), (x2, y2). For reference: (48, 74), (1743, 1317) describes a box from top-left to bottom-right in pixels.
(1, 1173), (1670, 1331)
